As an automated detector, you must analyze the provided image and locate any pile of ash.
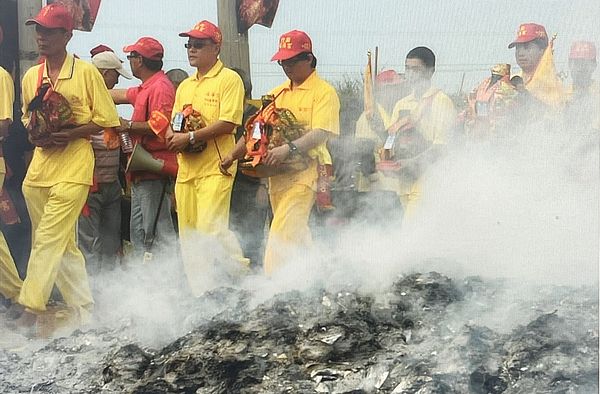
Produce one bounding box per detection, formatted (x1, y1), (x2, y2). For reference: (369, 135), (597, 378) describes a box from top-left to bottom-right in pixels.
(0, 272), (597, 393)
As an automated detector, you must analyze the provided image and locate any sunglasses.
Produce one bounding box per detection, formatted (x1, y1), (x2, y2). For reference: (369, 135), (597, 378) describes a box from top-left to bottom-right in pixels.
(185, 41), (210, 50)
(277, 53), (310, 67)
(126, 54), (141, 60)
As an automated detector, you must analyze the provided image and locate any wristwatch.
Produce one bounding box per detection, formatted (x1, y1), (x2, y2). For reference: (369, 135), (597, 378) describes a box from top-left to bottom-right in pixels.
(287, 141), (299, 156)
(188, 131), (196, 145)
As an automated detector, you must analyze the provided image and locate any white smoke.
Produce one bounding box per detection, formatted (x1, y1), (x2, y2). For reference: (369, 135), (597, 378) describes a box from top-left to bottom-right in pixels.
(75, 97), (599, 354)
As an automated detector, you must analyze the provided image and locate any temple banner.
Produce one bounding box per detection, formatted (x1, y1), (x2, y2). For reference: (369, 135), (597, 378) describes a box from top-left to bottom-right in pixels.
(237, 0), (279, 34)
(46, 0), (101, 32)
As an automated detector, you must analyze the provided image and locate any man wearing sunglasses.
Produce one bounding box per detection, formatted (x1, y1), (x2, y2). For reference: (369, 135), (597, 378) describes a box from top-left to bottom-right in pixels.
(222, 30), (340, 275)
(166, 20), (248, 295)
(110, 37), (177, 262)
(15, 3), (120, 331)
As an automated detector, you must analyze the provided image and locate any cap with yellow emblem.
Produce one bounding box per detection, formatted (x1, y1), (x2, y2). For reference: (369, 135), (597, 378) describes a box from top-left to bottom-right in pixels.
(508, 23), (548, 49)
(271, 30), (313, 61)
(179, 20), (222, 45)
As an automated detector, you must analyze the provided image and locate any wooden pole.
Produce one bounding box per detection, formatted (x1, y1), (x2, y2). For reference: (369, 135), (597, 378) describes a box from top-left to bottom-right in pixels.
(17, 0), (42, 79)
(374, 46), (379, 77)
(217, 0), (250, 76)
(457, 72), (465, 95)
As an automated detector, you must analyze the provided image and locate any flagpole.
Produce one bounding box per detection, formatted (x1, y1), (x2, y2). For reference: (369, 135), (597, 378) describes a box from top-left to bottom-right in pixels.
(217, 0), (251, 77)
(374, 46), (379, 77)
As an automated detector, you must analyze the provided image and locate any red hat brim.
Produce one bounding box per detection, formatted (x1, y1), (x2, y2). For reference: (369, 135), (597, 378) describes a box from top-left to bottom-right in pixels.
(122, 44), (163, 60)
(178, 30), (219, 43)
(25, 18), (72, 31)
(270, 48), (307, 61)
(508, 35), (540, 49)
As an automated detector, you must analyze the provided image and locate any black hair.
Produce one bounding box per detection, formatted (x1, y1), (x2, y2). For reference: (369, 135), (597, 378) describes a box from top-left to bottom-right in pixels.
(280, 52), (317, 68)
(141, 56), (163, 71)
(406, 46), (436, 69)
(296, 52), (317, 68)
(531, 37), (548, 50)
(130, 50), (163, 71)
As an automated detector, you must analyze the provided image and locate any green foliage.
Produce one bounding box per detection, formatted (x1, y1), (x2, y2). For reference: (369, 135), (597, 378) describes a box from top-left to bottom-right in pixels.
(333, 77), (364, 137)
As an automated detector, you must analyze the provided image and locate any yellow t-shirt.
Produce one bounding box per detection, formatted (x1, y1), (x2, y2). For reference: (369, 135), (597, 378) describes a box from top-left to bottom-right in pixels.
(389, 86), (456, 197)
(354, 105), (402, 194)
(21, 54), (120, 187)
(0, 66), (14, 122)
(391, 86), (457, 145)
(268, 70), (341, 193)
(173, 60), (244, 183)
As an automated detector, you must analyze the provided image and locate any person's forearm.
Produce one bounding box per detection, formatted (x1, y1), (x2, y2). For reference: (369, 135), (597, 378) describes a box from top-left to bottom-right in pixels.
(192, 120), (236, 142)
(290, 129), (330, 154)
(128, 121), (155, 136)
(368, 114), (388, 143)
(110, 89), (129, 105)
(229, 137), (248, 160)
(71, 122), (103, 138)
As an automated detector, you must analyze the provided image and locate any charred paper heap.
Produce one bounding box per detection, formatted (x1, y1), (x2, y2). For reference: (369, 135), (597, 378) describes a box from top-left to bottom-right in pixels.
(2, 272), (594, 393)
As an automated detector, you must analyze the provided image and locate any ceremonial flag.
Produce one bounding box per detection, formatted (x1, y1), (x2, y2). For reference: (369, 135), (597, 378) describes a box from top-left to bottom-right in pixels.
(46, 0), (101, 32)
(364, 51), (375, 119)
(237, 0), (279, 34)
(526, 36), (566, 110)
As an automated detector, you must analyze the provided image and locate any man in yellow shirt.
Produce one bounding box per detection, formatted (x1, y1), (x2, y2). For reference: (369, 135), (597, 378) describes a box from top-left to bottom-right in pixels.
(354, 70), (408, 202)
(389, 47), (457, 218)
(14, 4), (120, 330)
(222, 30), (340, 274)
(0, 29), (24, 307)
(565, 41), (598, 132)
(508, 23), (565, 114)
(166, 20), (248, 295)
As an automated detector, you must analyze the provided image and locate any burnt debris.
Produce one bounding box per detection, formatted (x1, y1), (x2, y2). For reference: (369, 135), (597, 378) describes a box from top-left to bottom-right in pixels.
(0, 272), (597, 393)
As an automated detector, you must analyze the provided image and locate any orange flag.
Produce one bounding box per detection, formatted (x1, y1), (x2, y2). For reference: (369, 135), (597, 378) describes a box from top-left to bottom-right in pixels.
(103, 127), (119, 149)
(526, 36), (566, 110)
(148, 110), (170, 139)
(364, 51), (375, 119)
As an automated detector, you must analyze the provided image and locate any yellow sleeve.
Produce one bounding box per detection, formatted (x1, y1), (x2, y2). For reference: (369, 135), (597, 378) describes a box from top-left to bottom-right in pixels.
(311, 84), (340, 135)
(390, 98), (408, 126)
(218, 71), (244, 125)
(428, 94), (457, 145)
(20, 66), (40, 127)
(86, 67), (120, 128)
(355, 111), (379, 141)
(0, 69), (14, 121)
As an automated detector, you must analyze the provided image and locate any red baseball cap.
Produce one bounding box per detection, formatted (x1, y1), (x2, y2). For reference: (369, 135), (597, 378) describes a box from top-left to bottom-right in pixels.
(508, 23), (548, 49)
(25, 3), (74, 32)
(123, 37), (164, 61)
(179, 20), (222, 45)
(90, 44), (114, 57)
(375, 70), (404, 86)
(569, 41), (597, 61)
(271, 30), (313, 61)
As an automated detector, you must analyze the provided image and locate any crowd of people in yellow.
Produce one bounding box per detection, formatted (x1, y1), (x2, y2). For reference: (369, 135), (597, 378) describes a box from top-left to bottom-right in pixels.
(0, 3), (597, 336)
